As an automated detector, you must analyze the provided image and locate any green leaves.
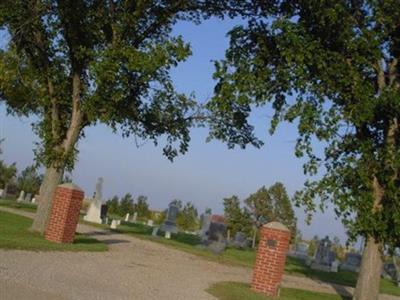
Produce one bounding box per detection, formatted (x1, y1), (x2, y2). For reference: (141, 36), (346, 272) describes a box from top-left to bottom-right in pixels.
(207, 1), (400, 249)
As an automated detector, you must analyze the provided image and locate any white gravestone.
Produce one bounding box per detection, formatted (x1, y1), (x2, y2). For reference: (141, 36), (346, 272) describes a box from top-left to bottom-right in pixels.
(147, 220), (154, 227)
(132, 212), (138, 222)
(116, 220), (121, 226)
(17, 191), (25, 202)
(124, 213), (130, 222)
(110, 219), (118, 229)
(83, 178), (104, 224)
(165, 231), (171, 239)
(331, 260), (340, 272)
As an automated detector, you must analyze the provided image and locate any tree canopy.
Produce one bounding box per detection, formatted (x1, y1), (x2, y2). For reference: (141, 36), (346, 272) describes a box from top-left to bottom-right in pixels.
(207, 1), (400, 298)
(0, 0), (260, 233)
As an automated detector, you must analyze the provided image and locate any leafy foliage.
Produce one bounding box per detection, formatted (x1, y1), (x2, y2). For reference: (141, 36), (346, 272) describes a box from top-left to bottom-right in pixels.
(135, 195), (149, 218)
(176, 201), (199, 231)
(16, 165), (43, 195)
(0, 140), (17, 188)
(207, 0), (400, 250)
(223, 195), (252, 237)
(245, 183), (297, 238)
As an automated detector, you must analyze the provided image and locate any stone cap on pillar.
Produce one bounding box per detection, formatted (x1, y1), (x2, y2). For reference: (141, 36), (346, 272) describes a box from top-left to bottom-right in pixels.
(263, 221), (290, 232)
(58, 183), (83, 192)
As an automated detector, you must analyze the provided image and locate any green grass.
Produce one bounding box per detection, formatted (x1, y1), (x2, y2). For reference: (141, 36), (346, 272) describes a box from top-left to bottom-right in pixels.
(0, 199), (38, 212)
(0, 211), (107, 251)
(207, 282), (350, 300)
(113, 222), (400, 297)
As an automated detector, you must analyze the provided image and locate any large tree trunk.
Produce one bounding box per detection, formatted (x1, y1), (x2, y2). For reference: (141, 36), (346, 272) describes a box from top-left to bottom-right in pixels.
(353, 176), (384, 300)
(353, 236), (383, 300)
(30, 165), (64, 234)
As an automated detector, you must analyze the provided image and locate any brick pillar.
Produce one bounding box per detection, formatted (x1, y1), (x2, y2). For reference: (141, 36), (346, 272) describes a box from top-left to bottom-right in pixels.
(45, 183), (84, 243)
(251, 222), (291, 297)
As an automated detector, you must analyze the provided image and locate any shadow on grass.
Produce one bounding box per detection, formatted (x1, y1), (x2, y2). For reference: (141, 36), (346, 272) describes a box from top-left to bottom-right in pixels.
(101, 239), (131, 245)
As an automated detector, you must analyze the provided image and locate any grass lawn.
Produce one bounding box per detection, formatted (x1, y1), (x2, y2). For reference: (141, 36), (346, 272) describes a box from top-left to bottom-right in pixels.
(114, 222), (400, 297)
(207, 282), (350, 300)
(0, 211), (107, 251)
(0, 199), (38, 212)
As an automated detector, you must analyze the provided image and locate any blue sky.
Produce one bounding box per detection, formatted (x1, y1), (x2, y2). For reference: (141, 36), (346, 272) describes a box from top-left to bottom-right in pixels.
(0, 18), (348, 243)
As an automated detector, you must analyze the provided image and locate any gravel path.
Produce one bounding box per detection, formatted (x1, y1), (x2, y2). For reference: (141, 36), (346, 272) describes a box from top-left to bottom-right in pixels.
(0, 207), (398, 300)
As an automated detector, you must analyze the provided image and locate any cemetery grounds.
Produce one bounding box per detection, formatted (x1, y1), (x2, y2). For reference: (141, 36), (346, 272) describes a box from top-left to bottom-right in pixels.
(0, 200), (399, 300)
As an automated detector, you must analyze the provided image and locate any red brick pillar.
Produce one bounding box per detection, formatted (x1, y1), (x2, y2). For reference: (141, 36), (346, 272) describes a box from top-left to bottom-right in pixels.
(251, 222), (291, 297)
(45, 183), (84, 243)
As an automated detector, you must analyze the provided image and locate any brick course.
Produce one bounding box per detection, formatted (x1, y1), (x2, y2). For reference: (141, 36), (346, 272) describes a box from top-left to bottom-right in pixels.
(45, 183), (84, 243)
(251, 222), (291, 297)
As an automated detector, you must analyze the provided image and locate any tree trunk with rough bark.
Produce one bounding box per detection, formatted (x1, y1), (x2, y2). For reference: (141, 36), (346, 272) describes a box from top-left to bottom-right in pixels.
(30, 165), (64, 234)
(353, 176), (384, 300)
(353, 236), (383, 300)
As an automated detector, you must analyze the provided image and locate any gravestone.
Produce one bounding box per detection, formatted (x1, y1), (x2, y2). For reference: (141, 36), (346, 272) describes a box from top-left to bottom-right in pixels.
(83, 177), (104, 224)
(165, 231), (171, 239)
(24, 193), (32, 202)
(206, 216), (227, 254)
(147, 219), (154, 227)
(199, 212), (212, 241)
(0, 189), (4, 198)
(311, 236), (335, 272)
(160, 202), (179, 234)
(233, 232), (248, 249)
(208, 222), (226, 242)
(152, 227), (159, 237)
(17, 190), (25, 202)
(132, 212), (138, 222)
(116, 220), (121, 226)
(124, 213), (130, 222)
(100, 204), (108, 223)
(341, 253), (362, 273)
(331, 260), (340, 272)
(110, 219), (118, 229)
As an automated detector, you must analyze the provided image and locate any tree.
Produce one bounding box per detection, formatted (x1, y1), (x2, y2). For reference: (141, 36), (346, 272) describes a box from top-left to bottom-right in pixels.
(106, 195), (119, 216)
(176, 201), (198, 231)
(269, 183), (297, 237)
(245, 186), (274, 228)
(16, 165), (43, 195)
(135, 195), (149, 218)
(170, 199), (183, 210)
(119, 193), (134, 216)
(245, 183), (297, 246)
(207, 1), (400, 298)
(245, 184), (297, 235)
(223, 195), (252, 237)
(0, 140), (17, 189)
(0, 0), (251, 234)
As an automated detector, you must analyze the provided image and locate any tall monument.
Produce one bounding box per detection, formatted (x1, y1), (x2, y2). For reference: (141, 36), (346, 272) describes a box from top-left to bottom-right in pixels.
(83, 177), (104, 224)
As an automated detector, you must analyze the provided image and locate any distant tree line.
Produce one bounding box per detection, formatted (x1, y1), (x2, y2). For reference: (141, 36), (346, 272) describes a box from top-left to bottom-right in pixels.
(0, 140), (42, 195)
(106, 194), (150, 219)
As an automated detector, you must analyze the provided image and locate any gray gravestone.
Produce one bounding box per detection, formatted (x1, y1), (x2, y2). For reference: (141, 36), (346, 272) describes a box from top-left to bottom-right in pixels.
(341, 253), (362, 273)
(233, 232), (248, 249)
(208, 222), (226, 242)
(199, 213), (211, 241)
(311, 236), (335, 272)
(132, 212), (138, 222)
(17, 190), (25, 202)
(152, 227), (159, 237)
(160, 202), (179, 234)
(24, 193), (32, 202)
